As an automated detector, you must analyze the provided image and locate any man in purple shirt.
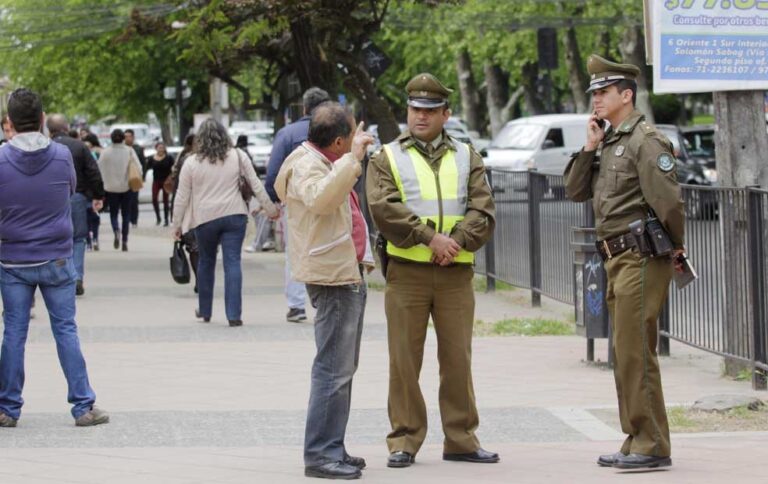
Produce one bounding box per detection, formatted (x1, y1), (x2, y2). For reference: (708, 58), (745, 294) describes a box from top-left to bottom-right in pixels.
(0, 88), (108, 428)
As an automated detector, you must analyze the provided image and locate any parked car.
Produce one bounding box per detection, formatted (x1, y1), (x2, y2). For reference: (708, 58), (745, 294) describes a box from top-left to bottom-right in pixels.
(366, 123), (407, 154)
(482, 114), (590, 174)
(109, 123), (157, 148)
(657, 124), (718, 220)
(230, 129), (273, 175)
(681, 125), (716, 168)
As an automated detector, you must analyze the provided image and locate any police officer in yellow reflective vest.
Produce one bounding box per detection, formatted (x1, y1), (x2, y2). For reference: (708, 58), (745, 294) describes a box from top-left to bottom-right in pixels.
(366, 73), (498, 468)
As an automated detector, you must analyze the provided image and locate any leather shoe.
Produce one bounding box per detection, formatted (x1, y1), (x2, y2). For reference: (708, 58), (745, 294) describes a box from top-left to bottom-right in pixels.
(228, 319), (243, 327)
(443, 448), (499, 463)
(387, 451), (415, 468)
(613, 453), (672, 469)
(343, 454), (366, 469)
(304, 461), (361, 480)
(195, 309), (210, 323)
(597, 452), (625, 467)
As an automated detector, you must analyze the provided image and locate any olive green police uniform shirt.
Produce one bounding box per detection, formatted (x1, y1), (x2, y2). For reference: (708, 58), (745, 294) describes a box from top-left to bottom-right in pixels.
(366, 130), (496, 255)
(563, 110), (685, 248)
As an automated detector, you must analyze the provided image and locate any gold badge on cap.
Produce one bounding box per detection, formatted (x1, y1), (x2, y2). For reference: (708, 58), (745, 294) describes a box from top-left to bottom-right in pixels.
(615, 145), (625, 156)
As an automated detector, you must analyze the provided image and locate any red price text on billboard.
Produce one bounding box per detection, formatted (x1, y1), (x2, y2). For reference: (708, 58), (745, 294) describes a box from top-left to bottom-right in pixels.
(665, 0), (768, 9)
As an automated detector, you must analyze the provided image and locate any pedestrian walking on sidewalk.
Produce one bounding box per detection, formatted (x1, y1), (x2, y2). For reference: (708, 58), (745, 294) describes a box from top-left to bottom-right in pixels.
(172, 119), (278, 327)
(47, 114), (104, 296)
(366, 73), (498, 468)
(82, 133), (105, 251)
(97, 129), (142, 252)
(276, 102), (375, 480)
(124, 129), (145, 228)
(265, 87), (331, 324)
(148, 142), (173, 226)
(564, 54), (687, 470)
(0, 88), (108, 428)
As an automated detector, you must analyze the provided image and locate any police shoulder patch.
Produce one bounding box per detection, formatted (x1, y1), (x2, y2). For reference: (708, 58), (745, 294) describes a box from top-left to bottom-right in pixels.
(657, 153), (675, 172)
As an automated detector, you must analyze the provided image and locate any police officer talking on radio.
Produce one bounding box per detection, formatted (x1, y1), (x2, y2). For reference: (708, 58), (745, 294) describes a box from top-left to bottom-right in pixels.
(564, 54), (687, 470)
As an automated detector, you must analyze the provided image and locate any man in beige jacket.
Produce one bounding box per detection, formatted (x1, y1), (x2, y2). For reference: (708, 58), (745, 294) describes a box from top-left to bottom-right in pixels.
(275, 102), (374, 480)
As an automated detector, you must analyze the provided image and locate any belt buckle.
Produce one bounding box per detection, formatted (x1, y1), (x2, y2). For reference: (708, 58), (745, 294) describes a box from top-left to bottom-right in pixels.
(602, 240), (613, 260)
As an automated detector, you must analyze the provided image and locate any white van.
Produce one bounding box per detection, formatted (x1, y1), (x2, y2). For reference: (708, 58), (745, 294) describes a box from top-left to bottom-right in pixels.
(482, 114), (590, 175)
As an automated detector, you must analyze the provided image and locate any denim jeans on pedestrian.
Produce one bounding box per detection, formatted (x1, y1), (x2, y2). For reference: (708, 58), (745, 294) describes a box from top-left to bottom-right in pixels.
(70, 192), (89, 281)
(105, 191), (132, 243)
(0, 258), (96, 420)
(304, 280), (366, 466)
(194, 214), (247, 321)
(281, 208), (306, 310)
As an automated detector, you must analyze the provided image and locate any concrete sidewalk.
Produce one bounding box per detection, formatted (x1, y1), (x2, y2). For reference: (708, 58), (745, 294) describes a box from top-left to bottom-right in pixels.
(0, 226), (766, 483)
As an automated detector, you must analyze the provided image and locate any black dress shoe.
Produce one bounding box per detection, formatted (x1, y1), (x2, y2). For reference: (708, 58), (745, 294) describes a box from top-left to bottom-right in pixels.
(195, 309), (210, 323)
(613, 454), (672, 469)
(304, 461), (361, 480)
(387, 451), (415, 468)
(343, 454), (366, 469)
(228, 319), (243, 327)
(75, 280), (85, 296)
(597, 452), (625, 467)
(443, 448), (499, 463)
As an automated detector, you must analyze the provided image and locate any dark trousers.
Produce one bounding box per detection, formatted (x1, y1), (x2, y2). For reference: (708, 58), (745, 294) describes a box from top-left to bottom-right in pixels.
(87, 207), (100, 243)
(152, 179), (170, 224)
(129, 191), (139, 225)
(105, 191), (132, 243)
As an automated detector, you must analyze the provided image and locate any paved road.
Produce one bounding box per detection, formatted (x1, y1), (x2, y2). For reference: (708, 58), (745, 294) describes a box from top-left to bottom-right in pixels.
(0, 218), (766, 483)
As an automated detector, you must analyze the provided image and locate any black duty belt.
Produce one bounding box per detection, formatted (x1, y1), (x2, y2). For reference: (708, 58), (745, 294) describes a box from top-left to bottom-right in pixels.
(596, 232), (636, 261)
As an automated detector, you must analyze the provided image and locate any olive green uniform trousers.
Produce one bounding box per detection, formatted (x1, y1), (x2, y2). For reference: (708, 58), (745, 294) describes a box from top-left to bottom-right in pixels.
(605, 250), (672, 457)
(384, 259), (480, 455)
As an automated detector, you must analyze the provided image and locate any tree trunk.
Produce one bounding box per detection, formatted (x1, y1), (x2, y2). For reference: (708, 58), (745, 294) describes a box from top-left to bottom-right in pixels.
(619, 24), (654, 123)
(457, 49), (484, 135)
(289, 18), (337, 95)
(485, 63), (510, 138)
(713, 91), (768, 377)
(340, 56), (399, 144)
(521, 62), (547, 117)
(563, 25), (589, 113)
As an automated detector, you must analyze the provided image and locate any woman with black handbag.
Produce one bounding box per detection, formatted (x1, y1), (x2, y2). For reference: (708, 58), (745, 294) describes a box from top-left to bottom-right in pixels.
(172, 119), (278, 327)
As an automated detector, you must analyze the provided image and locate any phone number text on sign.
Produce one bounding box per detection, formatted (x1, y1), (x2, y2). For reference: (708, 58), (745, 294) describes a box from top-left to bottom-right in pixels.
(660, 34), (768, 80)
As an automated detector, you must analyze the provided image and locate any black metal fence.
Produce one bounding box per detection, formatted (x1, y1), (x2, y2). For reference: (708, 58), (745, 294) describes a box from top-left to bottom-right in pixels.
(478, 169), (768, 390)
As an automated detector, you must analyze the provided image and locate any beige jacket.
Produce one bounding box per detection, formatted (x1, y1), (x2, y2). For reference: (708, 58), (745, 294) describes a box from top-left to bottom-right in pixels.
(173, 148), (277, 234)
(98, 143), (143, 193)
(275, 142), (368, 285)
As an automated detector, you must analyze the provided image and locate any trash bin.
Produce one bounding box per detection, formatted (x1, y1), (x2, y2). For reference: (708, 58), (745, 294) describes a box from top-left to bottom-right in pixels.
(572, 227), (610, 361)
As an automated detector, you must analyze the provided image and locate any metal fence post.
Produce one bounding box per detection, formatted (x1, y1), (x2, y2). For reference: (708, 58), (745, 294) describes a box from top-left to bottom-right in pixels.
(658, 301), (670, 357)
(527, 171), (542, 307)
(484, 170), (496, 293)
(747, 188), (768, 390)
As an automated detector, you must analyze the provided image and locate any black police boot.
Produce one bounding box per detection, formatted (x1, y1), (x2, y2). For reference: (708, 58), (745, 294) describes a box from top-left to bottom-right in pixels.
(613, 454), (672, 469)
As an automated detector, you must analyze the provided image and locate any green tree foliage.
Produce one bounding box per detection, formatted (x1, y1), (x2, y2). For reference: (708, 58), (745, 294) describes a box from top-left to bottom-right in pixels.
(0, 0), (208, 124)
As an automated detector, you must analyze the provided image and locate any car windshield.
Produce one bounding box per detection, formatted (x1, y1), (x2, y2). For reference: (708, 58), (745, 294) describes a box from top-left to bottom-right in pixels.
(490, 123), (545, 150)
(684, 130), (715, 158)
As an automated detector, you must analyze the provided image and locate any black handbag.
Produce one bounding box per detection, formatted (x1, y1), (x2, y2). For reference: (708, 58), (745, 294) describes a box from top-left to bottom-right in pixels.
(170, 241), (191, 284)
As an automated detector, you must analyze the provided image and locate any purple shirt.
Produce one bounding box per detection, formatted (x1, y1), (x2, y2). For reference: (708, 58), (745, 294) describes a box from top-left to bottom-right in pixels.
(0, 140), (76, 262)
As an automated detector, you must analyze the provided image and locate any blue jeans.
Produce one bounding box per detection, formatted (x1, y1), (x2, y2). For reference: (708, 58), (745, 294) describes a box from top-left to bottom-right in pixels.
(304, 280), (366, 466)
(282, 209), (306, 310)
(194, 214), (247, 321)
(0, 258), (96, 419)
(70, 193), (89, 281)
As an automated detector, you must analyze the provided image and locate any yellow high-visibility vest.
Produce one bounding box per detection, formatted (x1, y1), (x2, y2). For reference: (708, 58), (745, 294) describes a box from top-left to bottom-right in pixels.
(383, 140), (474, 264)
